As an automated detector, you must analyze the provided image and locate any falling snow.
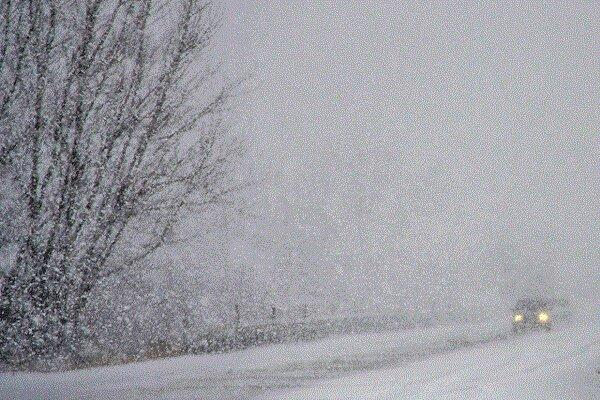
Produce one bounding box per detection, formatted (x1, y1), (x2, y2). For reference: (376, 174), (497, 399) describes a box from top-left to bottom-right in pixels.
(1, 1), (599, 399)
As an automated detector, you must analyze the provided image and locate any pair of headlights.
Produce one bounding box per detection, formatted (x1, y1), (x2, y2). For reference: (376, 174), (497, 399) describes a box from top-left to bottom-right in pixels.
(513, 311), (550, 323)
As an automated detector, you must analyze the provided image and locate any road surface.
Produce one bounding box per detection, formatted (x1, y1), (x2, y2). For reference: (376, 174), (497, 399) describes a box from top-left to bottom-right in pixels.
(1, 318), (598, 399)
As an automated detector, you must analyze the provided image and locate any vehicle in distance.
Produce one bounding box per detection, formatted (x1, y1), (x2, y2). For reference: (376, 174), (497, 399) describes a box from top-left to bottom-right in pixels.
(511, 297), (552, 333)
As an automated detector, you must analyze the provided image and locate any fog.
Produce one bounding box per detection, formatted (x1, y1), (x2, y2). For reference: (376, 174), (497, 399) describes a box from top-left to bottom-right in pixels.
(217, 1), (599, 316)
(1, 1), (599, 393)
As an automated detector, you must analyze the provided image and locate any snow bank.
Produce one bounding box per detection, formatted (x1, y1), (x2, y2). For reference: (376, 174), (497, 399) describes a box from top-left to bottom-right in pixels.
(0, 319), (508, 399)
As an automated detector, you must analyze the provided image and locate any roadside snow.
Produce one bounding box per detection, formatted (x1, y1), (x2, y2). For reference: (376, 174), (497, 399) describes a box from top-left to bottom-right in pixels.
(1, 317), (597, 399)
(0, 320), (504, 399)
(266, 318), (600, 400)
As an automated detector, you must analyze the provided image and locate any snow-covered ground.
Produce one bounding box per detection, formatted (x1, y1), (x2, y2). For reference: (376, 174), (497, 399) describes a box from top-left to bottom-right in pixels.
(1, 317), (598, 399)
(267, 318), (600, 400)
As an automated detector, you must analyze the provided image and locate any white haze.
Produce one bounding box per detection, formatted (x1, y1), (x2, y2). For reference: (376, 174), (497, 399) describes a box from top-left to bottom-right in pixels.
(213, 1), (599, 318)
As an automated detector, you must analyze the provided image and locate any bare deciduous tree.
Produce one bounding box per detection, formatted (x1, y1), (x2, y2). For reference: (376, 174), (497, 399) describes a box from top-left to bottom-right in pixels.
(0, 0), (239, 367)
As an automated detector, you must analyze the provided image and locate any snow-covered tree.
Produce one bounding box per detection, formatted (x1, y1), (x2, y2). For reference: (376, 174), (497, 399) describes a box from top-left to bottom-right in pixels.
(0, 0), (239, 367)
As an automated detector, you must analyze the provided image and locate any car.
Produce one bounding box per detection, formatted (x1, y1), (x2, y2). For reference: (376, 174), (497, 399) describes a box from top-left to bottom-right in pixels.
(511, 297), (552, 333)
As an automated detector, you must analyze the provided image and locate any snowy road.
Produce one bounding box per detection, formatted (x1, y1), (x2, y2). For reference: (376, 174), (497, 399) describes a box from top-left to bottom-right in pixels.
(267, 319), (600, 400)
(1, 318), (598, 399)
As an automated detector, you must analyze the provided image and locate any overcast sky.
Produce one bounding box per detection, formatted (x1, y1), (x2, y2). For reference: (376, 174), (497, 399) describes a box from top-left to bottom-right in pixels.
(217, 1), (599, 312)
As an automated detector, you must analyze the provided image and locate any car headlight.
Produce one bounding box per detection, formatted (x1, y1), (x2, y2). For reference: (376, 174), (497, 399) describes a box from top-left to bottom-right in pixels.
(514, 314), (524, 322)
(538, 312), (549, 323)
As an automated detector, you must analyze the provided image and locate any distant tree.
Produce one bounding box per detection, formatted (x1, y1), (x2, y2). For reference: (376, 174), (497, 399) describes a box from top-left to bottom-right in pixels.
(0, 0), (240, 367)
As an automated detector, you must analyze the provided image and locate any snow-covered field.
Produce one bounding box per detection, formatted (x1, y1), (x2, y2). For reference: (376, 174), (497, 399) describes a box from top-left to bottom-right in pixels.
(1, 317), (598, 399)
